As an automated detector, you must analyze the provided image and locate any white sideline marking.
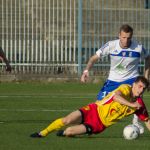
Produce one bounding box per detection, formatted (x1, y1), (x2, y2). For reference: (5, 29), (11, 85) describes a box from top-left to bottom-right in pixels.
(0, 94), (149, 98)
(0, 108), (149, 113)
(0, 95), (95, 99)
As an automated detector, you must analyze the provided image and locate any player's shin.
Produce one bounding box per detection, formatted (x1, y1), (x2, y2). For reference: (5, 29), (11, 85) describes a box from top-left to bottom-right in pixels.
(40, 118), (64, 136)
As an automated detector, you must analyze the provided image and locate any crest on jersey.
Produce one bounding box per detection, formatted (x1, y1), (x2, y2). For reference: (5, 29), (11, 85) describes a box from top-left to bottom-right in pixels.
(129, 52), (132, 57)
(110, 108), (116, 115)
(122, 52), (126, 57)
(82, 106), (90, 111)
(114, 49), (118, 53)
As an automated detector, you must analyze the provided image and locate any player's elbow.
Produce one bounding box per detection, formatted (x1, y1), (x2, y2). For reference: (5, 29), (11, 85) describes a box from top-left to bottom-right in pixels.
(112, 93), (119, 102)
(90, 54), (99, 63)
(113, 91), (122, 101)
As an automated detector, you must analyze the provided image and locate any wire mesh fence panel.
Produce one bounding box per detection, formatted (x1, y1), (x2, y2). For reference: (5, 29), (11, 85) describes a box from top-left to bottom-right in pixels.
(0, 0), (149, 75)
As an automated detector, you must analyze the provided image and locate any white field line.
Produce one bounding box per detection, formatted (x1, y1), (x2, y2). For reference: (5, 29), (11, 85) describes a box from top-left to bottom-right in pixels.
(0, 94), (149, 98)
(0, 94), (149, 112)
(0, 94), (96, 99)
(0, 108), (149, 113)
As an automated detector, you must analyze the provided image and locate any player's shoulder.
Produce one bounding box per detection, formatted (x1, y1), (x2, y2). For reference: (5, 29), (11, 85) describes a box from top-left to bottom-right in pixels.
(108, 39), (119, 46)
(104, 39), (119, 51)
(131, 40), (143, 49)
(117, 84), (132, 92)
(119, 84), (131, 88)
(129, 40), (147, 56)
(100, 39), (119, 49)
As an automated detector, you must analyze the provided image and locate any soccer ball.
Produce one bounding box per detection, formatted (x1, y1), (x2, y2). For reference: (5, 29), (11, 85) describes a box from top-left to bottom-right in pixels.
(123, 124), (140, 140)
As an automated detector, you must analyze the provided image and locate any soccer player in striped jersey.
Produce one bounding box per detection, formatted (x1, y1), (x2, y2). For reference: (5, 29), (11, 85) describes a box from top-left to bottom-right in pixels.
(81, 24), (150, 133)
(30, 76), (150, 137)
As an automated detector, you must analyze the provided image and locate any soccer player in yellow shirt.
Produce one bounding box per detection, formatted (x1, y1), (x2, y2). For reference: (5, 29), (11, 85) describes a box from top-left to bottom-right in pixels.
(30, 76), (150, 137)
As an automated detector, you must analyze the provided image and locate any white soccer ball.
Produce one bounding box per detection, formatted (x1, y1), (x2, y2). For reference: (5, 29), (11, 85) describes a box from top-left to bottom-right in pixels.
(123, 124), (140, 140)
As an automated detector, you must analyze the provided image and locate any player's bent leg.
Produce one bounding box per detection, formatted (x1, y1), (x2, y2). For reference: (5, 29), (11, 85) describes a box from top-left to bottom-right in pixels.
(30, 110), (82, 138)
(62, 110), (82, 125)
(57, 124), (92, 137)
(63, 124), (87, 137)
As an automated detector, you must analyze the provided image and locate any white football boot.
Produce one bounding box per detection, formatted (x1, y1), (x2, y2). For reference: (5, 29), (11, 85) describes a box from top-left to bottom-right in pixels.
(132, 114), (144, 134)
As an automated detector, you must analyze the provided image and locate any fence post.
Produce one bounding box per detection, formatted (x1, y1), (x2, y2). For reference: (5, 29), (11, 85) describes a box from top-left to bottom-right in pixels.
(145, 0), (150, 9)
(78, 0), (82, 76)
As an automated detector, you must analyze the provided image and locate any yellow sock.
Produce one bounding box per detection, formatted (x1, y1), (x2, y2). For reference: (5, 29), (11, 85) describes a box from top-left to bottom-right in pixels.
(40, 118), (64, 137)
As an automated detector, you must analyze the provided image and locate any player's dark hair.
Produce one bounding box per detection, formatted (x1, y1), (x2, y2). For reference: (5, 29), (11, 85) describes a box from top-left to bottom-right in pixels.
(134, 76), (149, 89)
(119, 24), (133, 35)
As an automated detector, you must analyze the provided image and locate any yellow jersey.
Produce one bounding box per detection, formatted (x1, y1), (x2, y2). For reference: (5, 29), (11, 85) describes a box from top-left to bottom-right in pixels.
(95, 84), (148, 127)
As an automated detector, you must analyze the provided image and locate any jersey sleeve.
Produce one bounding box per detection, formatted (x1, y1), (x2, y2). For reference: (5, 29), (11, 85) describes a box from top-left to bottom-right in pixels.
(135, 97), (149, 121)
(116, 84), (131, 99)
(96, 42), (110, 58)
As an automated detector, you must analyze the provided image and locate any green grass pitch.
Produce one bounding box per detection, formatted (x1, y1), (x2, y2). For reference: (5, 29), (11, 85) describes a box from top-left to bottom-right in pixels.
(0, 82), (150, 150)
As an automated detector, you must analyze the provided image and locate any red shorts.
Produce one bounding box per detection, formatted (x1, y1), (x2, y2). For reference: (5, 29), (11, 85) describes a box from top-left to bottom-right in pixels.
(79, 103), (106, 134)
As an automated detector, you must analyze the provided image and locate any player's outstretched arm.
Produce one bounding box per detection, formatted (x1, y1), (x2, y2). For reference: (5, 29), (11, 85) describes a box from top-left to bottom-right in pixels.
(81, 54), (99, 83)
(113, 91), (141, 109)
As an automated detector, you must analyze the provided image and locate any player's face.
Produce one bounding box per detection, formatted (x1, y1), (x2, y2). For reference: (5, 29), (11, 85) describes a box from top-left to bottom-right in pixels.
(119, 31), (132, 48)
(132, 81), (146, 97)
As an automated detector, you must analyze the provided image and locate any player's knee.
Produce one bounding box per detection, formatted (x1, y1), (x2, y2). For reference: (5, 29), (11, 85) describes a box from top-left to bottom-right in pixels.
(62, 117), (72, 125)
(64, 127), (74, 137)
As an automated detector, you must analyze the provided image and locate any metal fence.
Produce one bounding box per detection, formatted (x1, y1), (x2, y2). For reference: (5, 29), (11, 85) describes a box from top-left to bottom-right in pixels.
(0, 0), (150, 76)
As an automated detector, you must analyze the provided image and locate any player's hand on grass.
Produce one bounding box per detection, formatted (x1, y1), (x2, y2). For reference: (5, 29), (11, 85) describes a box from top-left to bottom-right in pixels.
(81, 70), (89, 83)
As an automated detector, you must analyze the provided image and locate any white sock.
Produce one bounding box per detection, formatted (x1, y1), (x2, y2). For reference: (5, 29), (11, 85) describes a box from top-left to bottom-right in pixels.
(132, 114), (138, 124)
